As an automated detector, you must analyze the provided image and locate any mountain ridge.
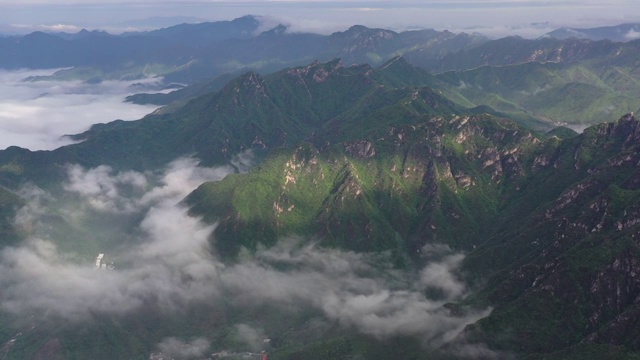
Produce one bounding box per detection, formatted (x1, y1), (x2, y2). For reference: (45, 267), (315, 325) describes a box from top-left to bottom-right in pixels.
(0, 58), (638, 358)
(545, 23), (640, 42)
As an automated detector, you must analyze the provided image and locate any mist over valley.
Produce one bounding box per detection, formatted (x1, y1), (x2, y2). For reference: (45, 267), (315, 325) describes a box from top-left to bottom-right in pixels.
(0, 69), (158, 150)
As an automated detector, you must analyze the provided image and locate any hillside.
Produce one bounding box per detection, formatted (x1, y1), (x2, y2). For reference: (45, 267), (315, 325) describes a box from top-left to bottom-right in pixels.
(435, 61), (640, 126)
(0, 59), (638, 359)
(0, 58), (465, 182)
(184, 89), (640, 358)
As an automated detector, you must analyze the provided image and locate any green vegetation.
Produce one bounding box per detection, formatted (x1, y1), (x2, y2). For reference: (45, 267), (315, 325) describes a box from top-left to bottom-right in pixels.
(0, 58), (640, 359)
(435, 62), (640, 127)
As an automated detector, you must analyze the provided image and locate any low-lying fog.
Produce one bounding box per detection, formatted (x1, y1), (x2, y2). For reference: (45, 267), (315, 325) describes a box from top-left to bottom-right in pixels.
(0, 156), (491, 355)
(0, 69), (158, 151)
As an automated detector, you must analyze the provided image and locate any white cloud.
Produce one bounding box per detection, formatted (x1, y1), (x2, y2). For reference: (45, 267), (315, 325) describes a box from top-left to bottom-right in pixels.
(220, 240), (490, 344)
(419, 253), (466, 298)
(0, 155), (490, 346)
(64, 164), (147, 213)
(625, 29), (640, 40)
(7, 23), (82, 33)
(0, 158), (231, 321)
(156, 337), (211, 359)
(0, 69), (158, 151)
(233, 324), (267, 352)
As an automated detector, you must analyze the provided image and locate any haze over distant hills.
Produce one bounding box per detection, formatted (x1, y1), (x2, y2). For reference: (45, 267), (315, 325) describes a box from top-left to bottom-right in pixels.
(114, 16), (208, 30)
(545, 23), (640, 42)
(4, 15), (640, 131)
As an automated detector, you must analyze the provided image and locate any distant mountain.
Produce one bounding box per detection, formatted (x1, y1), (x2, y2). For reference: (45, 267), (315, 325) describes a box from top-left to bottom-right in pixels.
(0, 29), (182, 71)
(6, 18), (640, 93)
(0, 16), (487, 84)
(129, 15), (262, 46)
(114, 15), (207, 30)
(113, 23), (640, 128)
(389, 38), (640, 127)
(129, 49), (640, 129)
(546, 23), (640, 42)
(50, 29), (113, 41)
(412, 36), (640, 73)
(434, 60), (640, 126)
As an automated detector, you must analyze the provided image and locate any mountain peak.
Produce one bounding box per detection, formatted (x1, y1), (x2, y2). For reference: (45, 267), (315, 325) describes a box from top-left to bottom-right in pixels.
(260, 24), (288, 36)
(586, 112), (640, 149)
(346, 24), (369, 32)
(336, 24), (396, 39)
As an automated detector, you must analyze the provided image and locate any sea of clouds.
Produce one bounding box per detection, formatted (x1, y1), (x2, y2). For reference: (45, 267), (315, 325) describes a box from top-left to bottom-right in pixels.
(0, 69), (158, 150)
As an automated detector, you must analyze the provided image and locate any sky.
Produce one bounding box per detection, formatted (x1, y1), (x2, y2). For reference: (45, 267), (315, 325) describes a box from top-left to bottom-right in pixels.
(0, 0), (639, 38)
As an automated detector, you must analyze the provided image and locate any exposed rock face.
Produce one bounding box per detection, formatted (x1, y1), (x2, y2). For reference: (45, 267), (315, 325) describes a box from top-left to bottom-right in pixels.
(189, 115), (640, 357)
(458, 113), (640, 355)
(189, 111), (542, 257)
(345, 140), (376, 159)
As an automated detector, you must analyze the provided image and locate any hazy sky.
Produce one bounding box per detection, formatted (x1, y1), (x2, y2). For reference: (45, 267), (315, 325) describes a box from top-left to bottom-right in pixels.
(0, 0), (639, 37)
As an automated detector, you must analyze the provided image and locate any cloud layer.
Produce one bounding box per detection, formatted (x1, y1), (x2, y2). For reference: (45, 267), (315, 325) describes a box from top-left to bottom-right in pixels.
(2, 158), (231, 321)
(0, 157), (489, 348)
(156, 337), (211, 359)
(0, 69), (158, 150)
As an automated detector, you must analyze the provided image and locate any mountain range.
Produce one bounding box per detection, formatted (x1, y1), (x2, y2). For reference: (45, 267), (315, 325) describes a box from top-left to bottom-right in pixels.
(1, 16), (640, 359)
(545, 23), (640, 42)
(4, 16), (640, 129)
(0, 53), (637, 358)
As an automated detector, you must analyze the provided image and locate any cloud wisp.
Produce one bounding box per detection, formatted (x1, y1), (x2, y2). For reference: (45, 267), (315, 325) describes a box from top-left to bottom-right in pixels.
(0, 69), (158, 151)
(1, 158), (232, 321)
(218, 241), (490, 344)
(156, 337), (211, 359)
(0, 156), (489, 347)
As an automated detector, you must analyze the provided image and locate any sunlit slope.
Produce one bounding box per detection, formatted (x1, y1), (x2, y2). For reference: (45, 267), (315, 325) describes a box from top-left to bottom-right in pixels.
(187, 114), (539, 259)
(31, 58), (464, 172)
